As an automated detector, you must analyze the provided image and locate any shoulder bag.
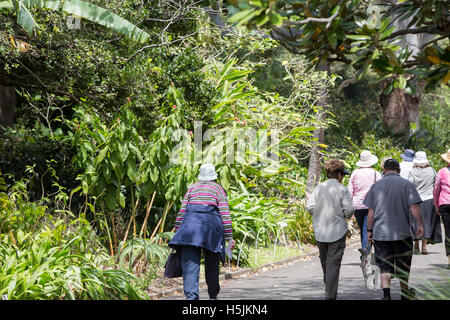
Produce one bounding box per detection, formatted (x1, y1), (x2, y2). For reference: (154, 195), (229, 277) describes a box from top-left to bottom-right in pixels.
(360, 241), (381, 290)
(164, 249), (182, 278)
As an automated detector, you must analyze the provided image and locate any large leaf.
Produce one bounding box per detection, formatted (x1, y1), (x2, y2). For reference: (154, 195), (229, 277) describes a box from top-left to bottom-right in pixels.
(16, 1), (38, 34)
(22, 0), (61, 10)
(62, 0), (149, 43)
(0, 1), (13, 9)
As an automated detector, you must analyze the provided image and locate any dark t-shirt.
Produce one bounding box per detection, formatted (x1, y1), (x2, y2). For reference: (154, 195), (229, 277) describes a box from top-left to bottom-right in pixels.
(363, 172), (422, 241)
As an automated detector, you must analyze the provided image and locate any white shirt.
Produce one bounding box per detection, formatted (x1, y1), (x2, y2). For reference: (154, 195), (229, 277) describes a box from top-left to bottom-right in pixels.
(399, 161), (414, 180)
(306, 179), (355, 242)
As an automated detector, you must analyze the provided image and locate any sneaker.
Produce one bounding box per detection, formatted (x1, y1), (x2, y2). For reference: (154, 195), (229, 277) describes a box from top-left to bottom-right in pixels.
(381, 296), (391, 300)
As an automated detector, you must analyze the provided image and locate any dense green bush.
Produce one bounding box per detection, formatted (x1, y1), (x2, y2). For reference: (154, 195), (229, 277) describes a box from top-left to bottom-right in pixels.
(0, 126), (80, 205)
(0, 176), (148, 300)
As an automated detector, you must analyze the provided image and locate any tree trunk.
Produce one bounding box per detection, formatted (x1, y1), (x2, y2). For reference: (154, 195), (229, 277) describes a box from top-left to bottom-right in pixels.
(205, 0), (232, 37)
(0, 85), (16, 129)
(379, 87), (420, 135)
(305, 60), (330, 198)
(378, 11), (431, 136)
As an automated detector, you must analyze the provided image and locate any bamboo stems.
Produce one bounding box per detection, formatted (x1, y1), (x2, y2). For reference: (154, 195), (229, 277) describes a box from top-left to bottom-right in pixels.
(110, 212), (117, 253)
(139, 191), (156, 238)
(123, 197), (140, 243)
(157, 201), (174, 244)
(159, 201), (174, 234)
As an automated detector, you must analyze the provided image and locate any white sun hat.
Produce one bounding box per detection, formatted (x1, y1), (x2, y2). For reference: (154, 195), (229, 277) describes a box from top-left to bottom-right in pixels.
(413, 151), (429, 164)
(442, 149), (450, 164)
(198, 163), (218, 181)
(356, 150), (378, 167)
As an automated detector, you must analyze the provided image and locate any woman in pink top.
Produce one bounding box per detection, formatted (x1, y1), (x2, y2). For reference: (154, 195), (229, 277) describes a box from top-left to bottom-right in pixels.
(433, 149), (450, 269)
(348, 150), (382, 257)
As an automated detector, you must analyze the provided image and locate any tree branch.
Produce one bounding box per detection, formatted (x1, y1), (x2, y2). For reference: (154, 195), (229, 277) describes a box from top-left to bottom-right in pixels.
(284, 11), (339, 29)
(125, 30), (202, 62)
(386, 26), (448, 40)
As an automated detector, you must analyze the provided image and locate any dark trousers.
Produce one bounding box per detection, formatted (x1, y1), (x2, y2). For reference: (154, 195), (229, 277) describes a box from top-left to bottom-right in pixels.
(354, 209), (369, 255)
(316, 235), (347, 300)
(439, 205), (450, 256)
(180, 245), (220, 300)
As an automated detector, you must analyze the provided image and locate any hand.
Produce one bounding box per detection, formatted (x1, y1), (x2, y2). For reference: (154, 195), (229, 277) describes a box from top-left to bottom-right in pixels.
(367, 231), (373, 242)
(416, 224), (424, 239)
(435, 204), (440, 215)
(229, 239), (235, 250)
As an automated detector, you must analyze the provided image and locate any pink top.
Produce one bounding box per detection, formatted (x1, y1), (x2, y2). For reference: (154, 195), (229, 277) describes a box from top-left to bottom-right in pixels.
(433, 166), (450, 208)
(348, 167), (382, 210)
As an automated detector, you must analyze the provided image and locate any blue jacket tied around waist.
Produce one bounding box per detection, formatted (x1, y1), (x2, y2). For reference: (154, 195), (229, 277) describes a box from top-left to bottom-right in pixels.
(169, 204), (225, 259)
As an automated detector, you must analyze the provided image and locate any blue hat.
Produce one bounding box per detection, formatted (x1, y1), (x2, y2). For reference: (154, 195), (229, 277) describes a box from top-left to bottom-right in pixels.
(400, 149), (415, 162)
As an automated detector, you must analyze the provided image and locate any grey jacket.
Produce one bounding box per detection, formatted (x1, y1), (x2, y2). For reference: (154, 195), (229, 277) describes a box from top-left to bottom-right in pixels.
(306, 179), (355, 242)
(408, 166), (437, 201)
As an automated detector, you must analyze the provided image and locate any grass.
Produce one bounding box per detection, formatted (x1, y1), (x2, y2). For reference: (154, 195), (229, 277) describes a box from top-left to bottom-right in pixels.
(235, 243), (313, 270)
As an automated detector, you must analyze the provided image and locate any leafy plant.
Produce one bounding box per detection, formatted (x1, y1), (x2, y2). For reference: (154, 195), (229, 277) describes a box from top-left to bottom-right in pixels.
(2, 0), (149, 42)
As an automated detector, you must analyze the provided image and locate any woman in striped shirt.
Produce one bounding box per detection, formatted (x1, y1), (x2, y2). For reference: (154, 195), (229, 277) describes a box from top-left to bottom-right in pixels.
(169, 163), (235, 300)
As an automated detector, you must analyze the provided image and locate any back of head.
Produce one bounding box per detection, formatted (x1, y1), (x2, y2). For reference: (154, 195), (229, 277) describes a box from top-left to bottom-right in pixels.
(383, 159), (400, 172)
(324, 158), (345, 179)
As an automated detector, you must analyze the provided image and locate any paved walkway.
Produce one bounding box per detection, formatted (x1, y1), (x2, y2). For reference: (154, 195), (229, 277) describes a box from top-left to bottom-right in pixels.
(164, 227), (449, 300)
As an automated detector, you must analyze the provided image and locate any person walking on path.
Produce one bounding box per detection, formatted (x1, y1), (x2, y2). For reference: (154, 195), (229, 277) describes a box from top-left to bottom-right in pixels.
(169, 163), (235, 300)
(408, 151), (442, 255)
(306, 158), (355, 300)
(433, 149), (450, 269)
(363, 159), (424, 300)
(399, 149), (415, 180)
(348, 150), (382, 257)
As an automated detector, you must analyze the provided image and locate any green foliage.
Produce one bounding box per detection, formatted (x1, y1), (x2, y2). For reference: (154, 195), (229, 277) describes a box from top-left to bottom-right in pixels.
(3, 0), (149, 42)
(407, 87), (450, 160)
(225, 0), (450, 91)
(70, 103), (143, 212)
(117, 233), (172, 274)
(0, 126), (80, 204)
(0, 177), (147, 300)
(0, 238), (145, 299)
(0, 170), (8, 212)
(228, 190), (314, 245)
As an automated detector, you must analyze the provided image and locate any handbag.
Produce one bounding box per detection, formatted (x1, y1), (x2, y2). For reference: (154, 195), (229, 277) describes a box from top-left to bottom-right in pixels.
(164, 249), (182, 278)
(360, 241), (381, 290)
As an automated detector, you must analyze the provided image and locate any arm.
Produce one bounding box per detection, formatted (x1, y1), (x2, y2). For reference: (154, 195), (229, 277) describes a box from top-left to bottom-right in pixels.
(305, 187), (317, 214)
(411, 203), (424, 238)
(433, 171), (441, 211)
(348, 173), (354, 197)
(341, 188), (355, 219)
(174, 188), (191, 232)
(367, 208), (374, 241)
(218, 187), (233, 241)
(408, 170), (415, 184)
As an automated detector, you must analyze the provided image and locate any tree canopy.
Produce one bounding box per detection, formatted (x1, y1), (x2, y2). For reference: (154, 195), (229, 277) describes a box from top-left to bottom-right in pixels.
(225, 0), (450, 92)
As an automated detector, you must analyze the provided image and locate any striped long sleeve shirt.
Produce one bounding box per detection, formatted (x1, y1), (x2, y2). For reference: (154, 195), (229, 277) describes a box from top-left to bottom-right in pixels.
(174, 181), (233, 241)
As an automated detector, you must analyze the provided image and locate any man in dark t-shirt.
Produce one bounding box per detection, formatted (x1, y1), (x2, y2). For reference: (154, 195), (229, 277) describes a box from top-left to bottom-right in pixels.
(363, 159), (424, 300)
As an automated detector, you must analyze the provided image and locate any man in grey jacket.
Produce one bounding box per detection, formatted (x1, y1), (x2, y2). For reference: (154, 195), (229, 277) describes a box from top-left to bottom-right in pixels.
(306, 158), (355, 300)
